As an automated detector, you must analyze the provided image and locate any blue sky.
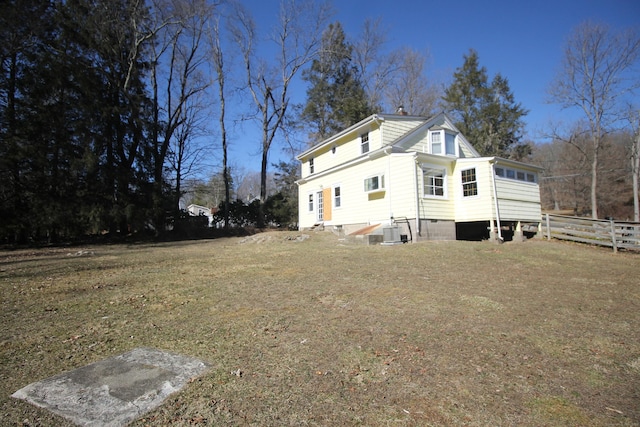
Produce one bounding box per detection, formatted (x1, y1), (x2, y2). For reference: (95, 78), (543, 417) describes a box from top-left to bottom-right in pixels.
(229, 0), (639, 172)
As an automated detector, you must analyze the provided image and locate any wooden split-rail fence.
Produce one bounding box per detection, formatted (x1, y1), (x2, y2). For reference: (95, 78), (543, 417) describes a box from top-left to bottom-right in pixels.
(543, 213), (640, 253)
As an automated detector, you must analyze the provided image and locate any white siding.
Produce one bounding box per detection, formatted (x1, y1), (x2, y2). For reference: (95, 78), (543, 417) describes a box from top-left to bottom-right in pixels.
(454, 161), (495, 222)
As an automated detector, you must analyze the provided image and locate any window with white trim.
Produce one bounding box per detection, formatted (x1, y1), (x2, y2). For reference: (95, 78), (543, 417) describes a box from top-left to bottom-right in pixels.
(361, 133), (369, 154)
(334, 185), (341, 208)
(308, 193), (313, 212)
(309, 158), (314, 174)
(461, 168), (478, 197)
(430, 130), (457, 156)
(431, 132), (442, 155)
(445, 132), (456, 155)
(364, 174), (385, 192)
(423, 167), (446, 197)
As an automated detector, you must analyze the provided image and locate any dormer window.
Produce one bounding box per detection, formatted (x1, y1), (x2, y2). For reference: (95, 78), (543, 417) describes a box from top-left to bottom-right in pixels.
(429, 129), (457, 156)
(431, 132), (442, 154)
(361, 133), (369, 154)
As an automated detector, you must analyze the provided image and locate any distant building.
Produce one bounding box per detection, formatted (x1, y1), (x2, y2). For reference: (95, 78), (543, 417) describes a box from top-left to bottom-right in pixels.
(186, 204), (214, 227)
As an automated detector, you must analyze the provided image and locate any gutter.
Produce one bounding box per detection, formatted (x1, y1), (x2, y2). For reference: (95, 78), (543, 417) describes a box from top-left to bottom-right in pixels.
(296, 114), (385, 161)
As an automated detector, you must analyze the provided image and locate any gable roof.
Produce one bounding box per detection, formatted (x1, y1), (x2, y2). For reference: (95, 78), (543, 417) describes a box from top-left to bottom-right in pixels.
(296, 113), (428, 160)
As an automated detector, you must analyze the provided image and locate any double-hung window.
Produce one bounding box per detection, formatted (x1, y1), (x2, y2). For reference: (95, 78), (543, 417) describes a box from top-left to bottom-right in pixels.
(461, 168), (478, 197)
(308, 194), (314, 212)
(431, 132), (442, 155)
(309, 158), (314, 174)
(334, 186), (341, 208)
(423, 167), (446, 197)
(445, 132), (456, 155)
(361, 133), (370, 154)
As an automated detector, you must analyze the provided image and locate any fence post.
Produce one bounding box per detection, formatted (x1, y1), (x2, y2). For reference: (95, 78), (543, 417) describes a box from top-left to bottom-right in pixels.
(545, 213), (551, 240)
(610, 219), (618, 253)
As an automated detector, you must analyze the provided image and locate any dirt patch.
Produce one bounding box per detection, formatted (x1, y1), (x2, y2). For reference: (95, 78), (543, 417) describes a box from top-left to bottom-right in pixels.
(1, 233), (639, 426)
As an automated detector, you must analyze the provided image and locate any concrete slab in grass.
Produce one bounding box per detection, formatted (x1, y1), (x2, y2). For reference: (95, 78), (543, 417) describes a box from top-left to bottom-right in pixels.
(12, 347), (210, 427)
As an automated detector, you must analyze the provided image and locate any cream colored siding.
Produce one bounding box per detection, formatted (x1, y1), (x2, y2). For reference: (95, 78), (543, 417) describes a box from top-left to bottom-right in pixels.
(298, 156), (392, 228)
(402, 129), (430, 154)
(417, 161), (456, 219)
(381, 119), (426, 145)
(301, 126), (383, 179)
(297, 112), (543, 237)
(458, 143), (476, 158)
(387, 154), (419, 219)
(495, 178), (541, 221)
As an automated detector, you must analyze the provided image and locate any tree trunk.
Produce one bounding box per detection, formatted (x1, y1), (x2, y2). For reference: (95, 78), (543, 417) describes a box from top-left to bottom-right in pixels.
(591, 151), (598, 219)
(633, 131), (640, 222)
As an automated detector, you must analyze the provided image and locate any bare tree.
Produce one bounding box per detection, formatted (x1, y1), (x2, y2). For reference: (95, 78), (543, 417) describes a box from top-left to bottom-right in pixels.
(352, 18), (394, 111)
(149, 0), (214, 231)
(230, 0), (331, 227)
(384, 47), (440, 116)
(352, 18), (439, 115)
(209, 14), (232, 229)
(548, 21), (640, 218)
(532, 132), (591, 214)
(625, 107), (640, 221)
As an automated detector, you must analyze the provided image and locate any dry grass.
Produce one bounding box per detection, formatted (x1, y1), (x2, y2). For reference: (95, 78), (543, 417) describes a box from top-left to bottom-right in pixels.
(1, 232), (639, 426)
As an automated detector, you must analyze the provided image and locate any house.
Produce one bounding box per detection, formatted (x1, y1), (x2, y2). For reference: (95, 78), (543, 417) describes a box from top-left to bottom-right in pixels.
(186, 204), (214, 227)
(295, 112), (542, 242)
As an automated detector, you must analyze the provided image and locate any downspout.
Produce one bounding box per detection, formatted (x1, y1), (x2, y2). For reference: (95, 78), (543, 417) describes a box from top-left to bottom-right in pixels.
(386, 146), (393, 224)
(490, 160), (503, 241)
(413, 154), (421, 237)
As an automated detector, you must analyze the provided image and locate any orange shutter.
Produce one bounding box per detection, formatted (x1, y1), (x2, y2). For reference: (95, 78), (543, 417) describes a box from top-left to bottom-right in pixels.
(323, 187), (332, 221)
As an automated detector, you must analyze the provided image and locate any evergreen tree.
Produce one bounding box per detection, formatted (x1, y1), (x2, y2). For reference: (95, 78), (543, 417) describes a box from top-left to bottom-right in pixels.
(0, 0), (156, 242)
(443, 49), (528, 158)
(302, 22), (375, 142)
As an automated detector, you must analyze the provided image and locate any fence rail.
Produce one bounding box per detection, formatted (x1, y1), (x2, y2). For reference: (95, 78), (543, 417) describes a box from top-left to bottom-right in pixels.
(543, 213), (640, 253)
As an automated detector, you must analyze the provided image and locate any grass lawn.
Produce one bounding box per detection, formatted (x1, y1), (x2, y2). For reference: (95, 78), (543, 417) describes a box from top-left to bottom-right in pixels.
(1, 232), (639, 426)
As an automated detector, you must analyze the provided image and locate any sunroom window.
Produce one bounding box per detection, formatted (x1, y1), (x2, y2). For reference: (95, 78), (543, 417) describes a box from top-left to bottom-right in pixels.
(496, 166), (538, 183)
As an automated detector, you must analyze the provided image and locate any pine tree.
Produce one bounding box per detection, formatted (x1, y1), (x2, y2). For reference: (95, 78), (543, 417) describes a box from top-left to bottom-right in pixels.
(302, 22), (375, 142)
(443, 49), (528, 158)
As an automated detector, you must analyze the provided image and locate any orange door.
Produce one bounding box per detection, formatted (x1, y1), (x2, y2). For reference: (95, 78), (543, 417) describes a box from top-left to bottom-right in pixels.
(323, 187), (332, 221)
